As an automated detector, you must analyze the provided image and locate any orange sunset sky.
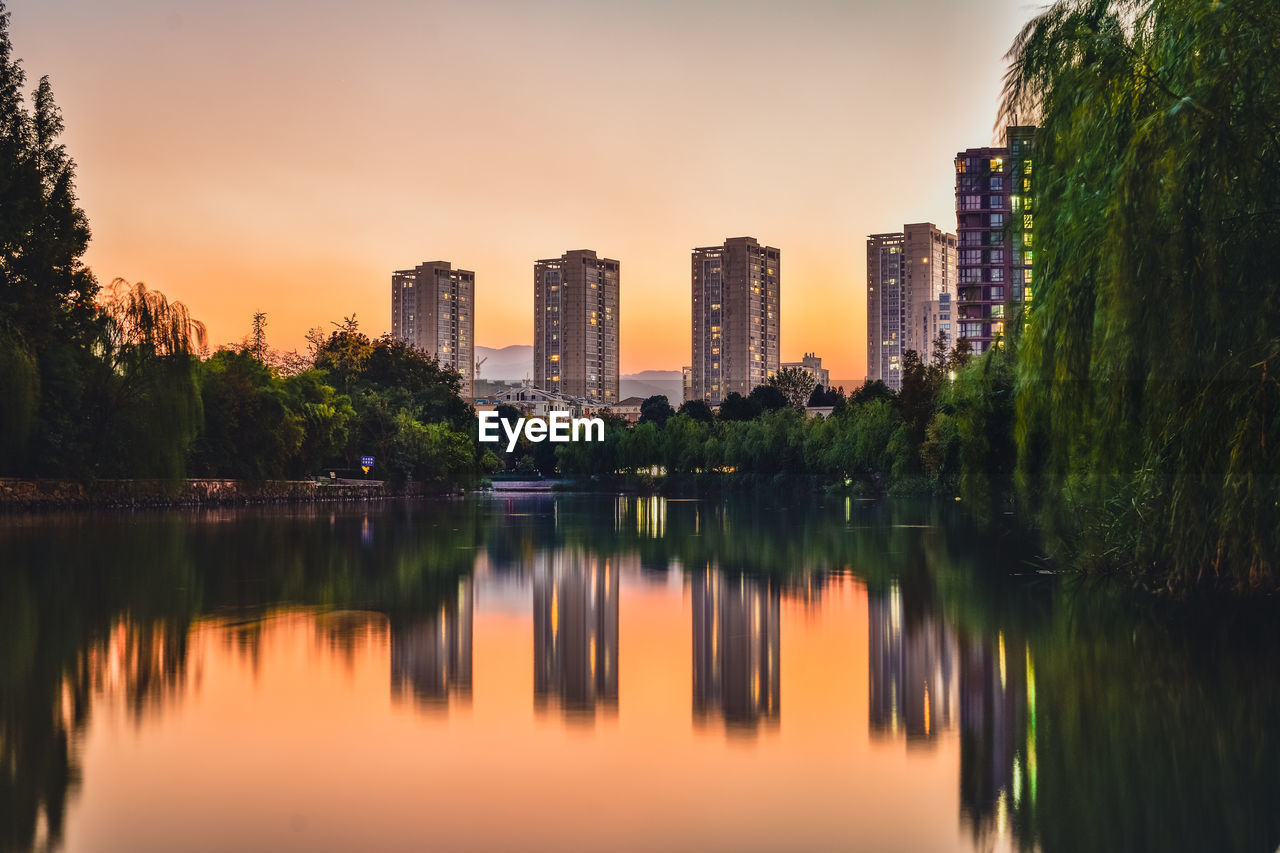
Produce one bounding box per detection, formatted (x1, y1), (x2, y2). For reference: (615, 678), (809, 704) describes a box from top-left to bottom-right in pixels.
(11, 0), (1037, 379)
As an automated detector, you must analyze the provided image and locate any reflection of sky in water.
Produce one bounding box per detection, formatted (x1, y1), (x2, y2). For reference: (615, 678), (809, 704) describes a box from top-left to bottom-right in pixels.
(2, 496), (1277, 853)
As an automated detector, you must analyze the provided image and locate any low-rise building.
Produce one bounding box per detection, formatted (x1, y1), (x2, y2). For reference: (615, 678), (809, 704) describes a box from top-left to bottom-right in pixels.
(781, 352), (830, 389)
(612, 396), (647, 423)
(473, 382), (600, 418)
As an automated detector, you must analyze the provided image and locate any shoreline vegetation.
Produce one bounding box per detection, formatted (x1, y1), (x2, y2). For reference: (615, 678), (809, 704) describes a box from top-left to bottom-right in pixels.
(1, 0), (1277, 592)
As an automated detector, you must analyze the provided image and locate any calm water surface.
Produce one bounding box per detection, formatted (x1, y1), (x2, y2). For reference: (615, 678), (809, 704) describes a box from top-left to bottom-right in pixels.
(2, 495), (1277, 852)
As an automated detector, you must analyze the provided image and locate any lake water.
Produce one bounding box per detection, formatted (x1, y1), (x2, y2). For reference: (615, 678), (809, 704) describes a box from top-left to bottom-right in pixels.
(2, 495), (1278, 852)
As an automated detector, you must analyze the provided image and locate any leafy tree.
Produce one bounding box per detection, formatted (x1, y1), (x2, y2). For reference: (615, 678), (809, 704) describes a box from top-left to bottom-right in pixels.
(808, 384), (844, 407)
(247, 311), (268, 361)
(190, 349), (301, 481)
(89, 279), (206, 481)
(0, 330), (37, 469)
(769, 365), (817, 409)
(0, 6), (98, 475)
(677, 398), (715, 424)
(638, 394), (675, 428)
(717, 392), (758, 422)
(1005, 0), (1280, 589)
(748, 383), (788, 413)
(849, 379), (894, 406)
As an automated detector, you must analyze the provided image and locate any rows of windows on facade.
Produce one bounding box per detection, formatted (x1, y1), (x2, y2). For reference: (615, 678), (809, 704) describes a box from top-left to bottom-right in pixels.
(866, 126), (1035, 392)
(391, 237), (805, 408)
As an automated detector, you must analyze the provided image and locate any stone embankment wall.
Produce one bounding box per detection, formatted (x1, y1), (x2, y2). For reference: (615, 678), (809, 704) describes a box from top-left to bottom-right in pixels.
(0, 478), (405, 511)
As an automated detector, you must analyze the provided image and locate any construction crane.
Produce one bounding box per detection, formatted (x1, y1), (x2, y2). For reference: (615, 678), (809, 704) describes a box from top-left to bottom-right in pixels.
(474, 355), (488, 380)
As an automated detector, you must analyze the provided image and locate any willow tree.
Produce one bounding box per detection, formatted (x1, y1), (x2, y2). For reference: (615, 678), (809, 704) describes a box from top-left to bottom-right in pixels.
(90, 278), (206, 480)
(1005, 0), (1280, 590)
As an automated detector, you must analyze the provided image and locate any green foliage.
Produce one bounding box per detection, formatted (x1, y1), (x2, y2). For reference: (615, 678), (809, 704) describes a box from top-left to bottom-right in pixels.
(769, 365), (817, 409)
(88, 279), (207, 482)
(0, 329), (37, 468)
(0, 6), (99, 476)
(677, 399), (715, 424)
(391, 412), (474, 482)
(717, 392), (757, 422)
(191, 350), (302, 480)
(924, 343), (1017, 515)
(747, 383), (788, 413)
(309, 328), (481, 486)
(1005, 0), (1280, 590)
(638, 394), (674, 427)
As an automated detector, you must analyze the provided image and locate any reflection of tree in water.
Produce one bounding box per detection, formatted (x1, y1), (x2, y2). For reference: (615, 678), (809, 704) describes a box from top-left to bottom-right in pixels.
(4, 497), (1280, 853)
(0, 613), (193, 853)
(0, 501), (489, 852)
(0, 515), (199, 853)
(967, 603), (1280, 853)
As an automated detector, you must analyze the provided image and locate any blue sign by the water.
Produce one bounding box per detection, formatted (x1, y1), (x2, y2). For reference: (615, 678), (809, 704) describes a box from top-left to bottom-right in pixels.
(360, 456), (375, 468)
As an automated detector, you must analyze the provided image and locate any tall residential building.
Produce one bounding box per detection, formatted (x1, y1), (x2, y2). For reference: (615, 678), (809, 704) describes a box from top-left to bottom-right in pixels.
(867, 233), (904, 388)
(866, 224), (956, 390)
(690, 236), (780, 406)
(390, 261), (475, 395)
(534, 249), (620, 404)
(955, 125), (1036, 353)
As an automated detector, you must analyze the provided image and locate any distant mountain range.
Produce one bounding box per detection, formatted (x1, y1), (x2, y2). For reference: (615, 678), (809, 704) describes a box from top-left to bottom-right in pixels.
(474, 345), (534, 382)
(474, 345), (682, 401)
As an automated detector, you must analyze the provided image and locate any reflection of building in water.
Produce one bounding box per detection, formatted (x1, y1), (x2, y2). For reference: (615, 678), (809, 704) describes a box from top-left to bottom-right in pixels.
(959, 631), (1036, 843)
(533, 552), (619, 720)
(868, 583), (957, 743)
(614, 495), (667, 539)
(691, 569), (780, 733)
(391, 578), (474, 711)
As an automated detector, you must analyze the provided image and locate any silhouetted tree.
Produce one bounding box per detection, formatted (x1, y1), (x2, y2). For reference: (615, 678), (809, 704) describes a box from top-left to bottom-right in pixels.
(748, 383), (788, 413)
(638, 394), (675, 428)
(769, 365), (817, 409)
(677, 399), (715, 424)
(717, 392), (758, 422)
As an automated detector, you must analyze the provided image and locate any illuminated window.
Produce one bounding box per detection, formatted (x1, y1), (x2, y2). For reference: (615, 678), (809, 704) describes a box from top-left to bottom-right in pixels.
(990, 157), (1003, 171)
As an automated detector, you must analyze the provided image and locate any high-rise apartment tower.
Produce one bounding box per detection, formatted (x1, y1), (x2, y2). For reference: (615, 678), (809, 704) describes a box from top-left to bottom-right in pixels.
(390, 261), (475, 395)
(690, 237), (780, 406)
(955, 126), (1036, 353)
(533, 250), (620, 403)
(866, 224), (956, 390)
